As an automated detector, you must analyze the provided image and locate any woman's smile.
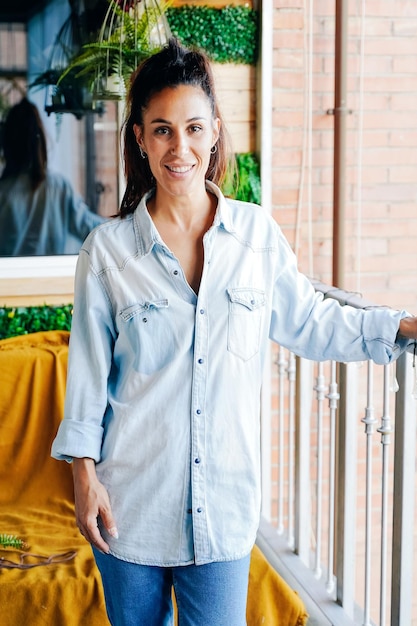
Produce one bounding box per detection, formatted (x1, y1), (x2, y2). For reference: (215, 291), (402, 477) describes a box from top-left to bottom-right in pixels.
(164, 163), (195, 174)
(134, 84), (220, 200)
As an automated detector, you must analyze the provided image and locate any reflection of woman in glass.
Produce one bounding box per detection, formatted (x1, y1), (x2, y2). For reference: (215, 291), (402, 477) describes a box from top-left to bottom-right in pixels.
(0, 98), (105, 256)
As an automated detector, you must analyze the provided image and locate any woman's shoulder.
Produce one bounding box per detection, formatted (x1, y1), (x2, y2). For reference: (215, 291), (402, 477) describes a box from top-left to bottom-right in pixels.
(224, 196), (280, 235)
(80, 213), (137, 268)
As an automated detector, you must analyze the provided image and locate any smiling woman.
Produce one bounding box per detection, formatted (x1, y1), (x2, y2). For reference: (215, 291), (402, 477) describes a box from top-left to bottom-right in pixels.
(49, 36), (417, 626)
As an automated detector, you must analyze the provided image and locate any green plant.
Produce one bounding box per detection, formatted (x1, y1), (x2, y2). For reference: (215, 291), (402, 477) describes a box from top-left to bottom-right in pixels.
(167, 5), (259, 65)
(223, 152), (261, 205)
(0, 305), (73, 340)
(60, 0), (170, 98)
(0, 534), (27, 549)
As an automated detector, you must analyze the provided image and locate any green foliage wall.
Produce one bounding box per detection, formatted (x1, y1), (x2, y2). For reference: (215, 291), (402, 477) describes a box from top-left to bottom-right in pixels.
(167, 5), (259, 65)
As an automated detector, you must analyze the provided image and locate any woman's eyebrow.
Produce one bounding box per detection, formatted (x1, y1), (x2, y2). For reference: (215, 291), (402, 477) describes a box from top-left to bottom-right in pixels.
(150, 116), (208, 124)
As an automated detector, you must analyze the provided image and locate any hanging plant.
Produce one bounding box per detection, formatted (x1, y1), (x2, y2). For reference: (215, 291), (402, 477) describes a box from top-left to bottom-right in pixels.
(59, 0), (171, 101)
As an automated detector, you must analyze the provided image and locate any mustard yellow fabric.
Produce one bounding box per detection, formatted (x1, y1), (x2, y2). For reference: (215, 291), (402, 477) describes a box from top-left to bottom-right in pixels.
(0, 330), (308, 626)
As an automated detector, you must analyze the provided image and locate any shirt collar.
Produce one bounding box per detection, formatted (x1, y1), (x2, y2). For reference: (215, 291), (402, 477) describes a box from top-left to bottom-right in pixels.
(205, 180), (235, 234)
(132, 181), (235, 256)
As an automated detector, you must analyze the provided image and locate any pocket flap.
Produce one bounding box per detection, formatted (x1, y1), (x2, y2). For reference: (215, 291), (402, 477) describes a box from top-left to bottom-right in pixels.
(119, 299), (169, 321)
(227, 288), (265, 311)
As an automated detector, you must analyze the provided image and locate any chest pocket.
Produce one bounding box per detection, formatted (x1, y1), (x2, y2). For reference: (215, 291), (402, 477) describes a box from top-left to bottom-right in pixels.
(226, 288), (265, 361)
(119, 299), (176, 375)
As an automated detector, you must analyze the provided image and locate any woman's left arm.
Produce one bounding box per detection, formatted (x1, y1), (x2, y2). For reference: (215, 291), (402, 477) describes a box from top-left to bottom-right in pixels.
(397, 316), (417, 339)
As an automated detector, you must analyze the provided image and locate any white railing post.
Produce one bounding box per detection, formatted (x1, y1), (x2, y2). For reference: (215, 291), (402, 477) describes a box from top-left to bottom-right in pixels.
(391, 350), (417, 626)
(335, 361), (358, 617)
(377, 364), (394, 626)
(326, 360), (339, 593)
(287, 351), (296, 548)
(313, 361), (326, 579)
(294, 356), (313, 566)
(277, 346), (288, 534)
(361, 360), (378, 626)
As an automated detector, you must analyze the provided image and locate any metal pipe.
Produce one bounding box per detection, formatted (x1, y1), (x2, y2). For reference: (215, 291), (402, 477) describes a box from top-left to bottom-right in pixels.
(332, 0), (349, 288)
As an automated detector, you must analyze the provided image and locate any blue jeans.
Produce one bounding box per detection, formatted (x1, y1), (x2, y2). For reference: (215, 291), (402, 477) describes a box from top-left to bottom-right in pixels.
(93, 548), (250, 626)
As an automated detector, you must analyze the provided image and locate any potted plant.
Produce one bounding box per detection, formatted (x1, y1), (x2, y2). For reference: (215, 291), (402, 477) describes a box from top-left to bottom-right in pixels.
(59, 0), (171, 101)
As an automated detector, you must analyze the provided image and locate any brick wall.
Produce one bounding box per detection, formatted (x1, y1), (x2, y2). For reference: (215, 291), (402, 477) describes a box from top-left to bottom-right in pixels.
(272, 0), (417, 312)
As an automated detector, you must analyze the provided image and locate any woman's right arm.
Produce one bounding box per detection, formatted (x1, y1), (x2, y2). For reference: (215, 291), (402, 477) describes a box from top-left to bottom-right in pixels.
(72, 457), (118, 554)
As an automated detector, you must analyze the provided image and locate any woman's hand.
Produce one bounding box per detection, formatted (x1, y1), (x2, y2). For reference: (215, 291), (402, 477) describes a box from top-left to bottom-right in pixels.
(72, 457), (118, 554)
(398, 316), (417, 340)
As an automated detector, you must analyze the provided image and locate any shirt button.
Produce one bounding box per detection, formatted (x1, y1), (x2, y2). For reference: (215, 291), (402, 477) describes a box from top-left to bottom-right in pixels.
(196, 409), (201, 415)
(198, 358), (204, 364)
(173, 270), (179, 275)
(200, 309), (205, 315)
(142, 318), (148, 323)
(196, 507), (203, 513)
(194, 458), (201, 464)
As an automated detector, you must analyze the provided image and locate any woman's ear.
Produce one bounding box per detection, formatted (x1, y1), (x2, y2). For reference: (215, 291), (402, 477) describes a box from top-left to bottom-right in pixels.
(133, 123), (143, 148)
(212, 117), (221, 145)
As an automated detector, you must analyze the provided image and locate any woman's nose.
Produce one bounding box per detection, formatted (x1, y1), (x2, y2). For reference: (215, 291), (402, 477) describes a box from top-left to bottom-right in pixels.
(170, 132), (189, 156)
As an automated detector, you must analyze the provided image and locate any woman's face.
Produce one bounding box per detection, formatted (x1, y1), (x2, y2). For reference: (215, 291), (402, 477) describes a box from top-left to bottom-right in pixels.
(133, 84), (220, 200)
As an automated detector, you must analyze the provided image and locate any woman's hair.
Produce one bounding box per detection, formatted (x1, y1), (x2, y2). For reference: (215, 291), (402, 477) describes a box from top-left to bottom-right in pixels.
(120, 38), (231, 217)
(1, 98), (48, 191)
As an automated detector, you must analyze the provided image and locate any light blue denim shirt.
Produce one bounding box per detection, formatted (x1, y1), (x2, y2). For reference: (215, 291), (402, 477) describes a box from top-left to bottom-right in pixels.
(51, 182), (408, 566)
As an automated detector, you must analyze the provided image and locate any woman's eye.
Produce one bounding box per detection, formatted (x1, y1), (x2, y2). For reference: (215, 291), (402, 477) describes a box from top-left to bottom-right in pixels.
(155, 127), (170, 136)
(189, 125), (203, 133)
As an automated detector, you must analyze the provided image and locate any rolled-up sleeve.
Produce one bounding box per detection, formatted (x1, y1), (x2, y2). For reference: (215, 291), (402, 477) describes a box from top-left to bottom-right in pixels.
(51, 248), (116, 462)
(269, 228), (410, 364)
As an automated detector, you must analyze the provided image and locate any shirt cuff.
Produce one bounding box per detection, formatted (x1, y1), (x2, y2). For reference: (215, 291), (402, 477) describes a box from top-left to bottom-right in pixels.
(51, 419), (103, 463)
(362, 308), (411, 365)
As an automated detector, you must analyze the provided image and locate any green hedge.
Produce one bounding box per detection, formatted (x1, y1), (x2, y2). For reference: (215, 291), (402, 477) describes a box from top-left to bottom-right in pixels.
(167, 5), (259, 65)
(0, 304), (73, 340)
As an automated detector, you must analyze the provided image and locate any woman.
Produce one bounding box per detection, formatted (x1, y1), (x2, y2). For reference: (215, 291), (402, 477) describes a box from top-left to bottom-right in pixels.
(0, 98), (105, 256)
(52, 39), (417, 625)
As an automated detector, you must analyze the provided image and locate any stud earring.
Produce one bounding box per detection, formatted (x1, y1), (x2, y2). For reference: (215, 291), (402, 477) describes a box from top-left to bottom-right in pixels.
(210, 144), (217, 154)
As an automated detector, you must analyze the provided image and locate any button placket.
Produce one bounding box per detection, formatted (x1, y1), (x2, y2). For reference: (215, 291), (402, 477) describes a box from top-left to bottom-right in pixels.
(189, 249), (211, 559)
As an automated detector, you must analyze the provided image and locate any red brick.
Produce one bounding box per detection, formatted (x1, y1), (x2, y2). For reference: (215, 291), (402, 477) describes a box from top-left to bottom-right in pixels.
(274, 9), (304, 30)
(275, 91), (305, 109)
(273, 30), (304, 50)
(273, 128), (304, 147)
(273, 70), (305, 90)
(273, 50), (304, 70)
(274, 0), (304, 8)
(272, 110), (304, 127)
(272, 187), (301, 205)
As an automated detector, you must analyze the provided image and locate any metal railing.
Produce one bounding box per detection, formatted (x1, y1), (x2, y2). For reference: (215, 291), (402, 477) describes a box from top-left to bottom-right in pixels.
(259, 282), (417, 626)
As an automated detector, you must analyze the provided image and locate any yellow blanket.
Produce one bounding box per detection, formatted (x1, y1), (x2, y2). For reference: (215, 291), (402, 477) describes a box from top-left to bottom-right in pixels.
(0, 331), (308, 626)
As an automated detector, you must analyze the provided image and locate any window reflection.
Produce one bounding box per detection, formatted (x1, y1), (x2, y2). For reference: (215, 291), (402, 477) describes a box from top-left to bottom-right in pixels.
(0, 97), (118, 257)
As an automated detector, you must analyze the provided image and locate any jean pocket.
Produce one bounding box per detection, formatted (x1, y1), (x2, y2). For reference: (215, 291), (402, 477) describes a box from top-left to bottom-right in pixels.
(226, 288), (265, 361)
